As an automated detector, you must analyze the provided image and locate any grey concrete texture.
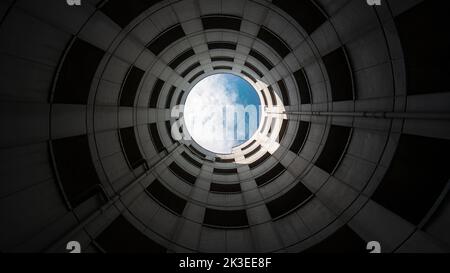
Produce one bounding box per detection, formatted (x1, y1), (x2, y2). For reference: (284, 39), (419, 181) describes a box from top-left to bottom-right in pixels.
(0, 0), (449, 253)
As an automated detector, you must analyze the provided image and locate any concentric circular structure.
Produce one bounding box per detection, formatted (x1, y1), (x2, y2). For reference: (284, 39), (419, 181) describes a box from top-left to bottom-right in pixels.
(0, 0), (449, 253)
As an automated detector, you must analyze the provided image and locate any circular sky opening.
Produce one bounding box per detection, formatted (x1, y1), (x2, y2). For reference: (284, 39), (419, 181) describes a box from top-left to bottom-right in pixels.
(184, 73), (261, 154)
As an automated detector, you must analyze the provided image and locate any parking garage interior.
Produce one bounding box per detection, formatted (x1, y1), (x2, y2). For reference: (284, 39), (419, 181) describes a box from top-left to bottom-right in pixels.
(0, 0), (449, 253)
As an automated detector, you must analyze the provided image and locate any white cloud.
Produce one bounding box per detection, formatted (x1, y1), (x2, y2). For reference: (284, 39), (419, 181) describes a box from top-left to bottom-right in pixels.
(184, 74), (245, 154)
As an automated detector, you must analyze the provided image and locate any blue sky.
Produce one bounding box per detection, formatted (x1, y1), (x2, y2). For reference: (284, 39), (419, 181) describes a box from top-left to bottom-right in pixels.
(184, 73), (261, 154)
(226, 74), (261, 107)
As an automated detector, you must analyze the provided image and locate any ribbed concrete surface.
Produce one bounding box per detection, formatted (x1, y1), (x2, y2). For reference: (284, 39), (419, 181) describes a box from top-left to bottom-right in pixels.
(0, 0), (449, 253)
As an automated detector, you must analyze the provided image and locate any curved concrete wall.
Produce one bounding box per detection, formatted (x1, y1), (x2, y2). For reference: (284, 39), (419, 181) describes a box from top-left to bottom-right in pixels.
(0, 0), (449, 253)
